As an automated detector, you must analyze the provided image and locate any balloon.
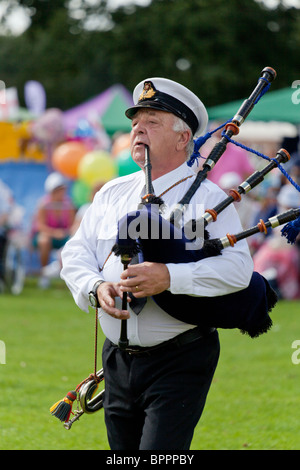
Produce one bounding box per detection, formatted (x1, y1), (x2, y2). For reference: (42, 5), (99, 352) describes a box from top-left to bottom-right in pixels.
(52, 141), (87, 179)
(32, 108), (64, 143)
(111, 133), (131, 157)
(71, 180), (91, 208)
(78, 150), (117, 186)
(116, 149), (140, 177)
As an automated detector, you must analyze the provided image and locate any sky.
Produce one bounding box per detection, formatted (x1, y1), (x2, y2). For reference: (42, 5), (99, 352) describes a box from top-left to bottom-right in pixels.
(0, 0), (299, 36)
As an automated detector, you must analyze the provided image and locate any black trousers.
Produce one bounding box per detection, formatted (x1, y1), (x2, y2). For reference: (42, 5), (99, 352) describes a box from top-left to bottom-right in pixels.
(102, 329), (220, 450)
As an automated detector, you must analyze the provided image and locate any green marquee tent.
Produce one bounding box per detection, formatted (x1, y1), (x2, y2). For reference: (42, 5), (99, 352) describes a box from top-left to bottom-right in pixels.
(207, 87), (300, 124)
(101, 91), (133, 136)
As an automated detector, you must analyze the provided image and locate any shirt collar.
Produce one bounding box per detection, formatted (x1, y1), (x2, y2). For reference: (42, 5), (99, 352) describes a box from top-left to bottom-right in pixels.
(151, 162), (195, 196)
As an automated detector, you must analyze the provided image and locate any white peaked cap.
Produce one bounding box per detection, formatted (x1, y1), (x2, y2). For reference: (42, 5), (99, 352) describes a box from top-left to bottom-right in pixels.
(125, 77), (208, 137)
(44, 172), (67, 193)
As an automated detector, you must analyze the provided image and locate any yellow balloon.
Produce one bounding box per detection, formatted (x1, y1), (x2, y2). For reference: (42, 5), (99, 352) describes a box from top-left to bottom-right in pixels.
(78, 150), (117, 186)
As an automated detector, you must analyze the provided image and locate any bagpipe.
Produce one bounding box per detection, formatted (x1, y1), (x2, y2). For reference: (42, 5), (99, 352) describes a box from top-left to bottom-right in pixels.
(112, 147), (292, 340)
(50, 65), (300, 429)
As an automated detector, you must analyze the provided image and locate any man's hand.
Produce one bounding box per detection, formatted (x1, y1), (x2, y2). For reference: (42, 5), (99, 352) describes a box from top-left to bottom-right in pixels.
(119, 261), (170, 298)
(97, 281), (131, 320)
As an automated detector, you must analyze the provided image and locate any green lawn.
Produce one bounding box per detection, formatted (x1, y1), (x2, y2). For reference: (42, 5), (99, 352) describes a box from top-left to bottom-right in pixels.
(1, 278), (300, 450)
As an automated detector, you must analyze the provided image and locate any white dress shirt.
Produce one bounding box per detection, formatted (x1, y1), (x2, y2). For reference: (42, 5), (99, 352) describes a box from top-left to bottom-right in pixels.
(60, 162), (253, 347)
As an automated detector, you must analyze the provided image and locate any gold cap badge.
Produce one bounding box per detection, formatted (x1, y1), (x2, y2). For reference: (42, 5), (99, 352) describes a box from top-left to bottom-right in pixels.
(138, 81), (157, 102)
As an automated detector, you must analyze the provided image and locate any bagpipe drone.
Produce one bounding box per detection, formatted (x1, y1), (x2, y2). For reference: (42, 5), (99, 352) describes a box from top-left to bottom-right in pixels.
(50, 66), (300, 429)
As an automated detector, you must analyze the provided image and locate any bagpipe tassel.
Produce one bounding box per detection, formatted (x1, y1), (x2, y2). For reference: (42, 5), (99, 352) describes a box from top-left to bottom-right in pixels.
(281, 215), (300, 244)
(50, 390), (77, 422)
(187, 134), (211, 167)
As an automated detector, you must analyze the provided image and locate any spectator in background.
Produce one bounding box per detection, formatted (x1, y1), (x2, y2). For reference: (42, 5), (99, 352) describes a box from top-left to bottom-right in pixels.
(253, 184), (300, 300)
(247, 171), (282, 254)
(42, 181), (105, 280)
(0, 178), (26, 294)
(31, 172), (76, 289)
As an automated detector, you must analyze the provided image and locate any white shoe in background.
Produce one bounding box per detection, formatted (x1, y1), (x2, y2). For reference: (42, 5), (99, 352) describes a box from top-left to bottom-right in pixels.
(38, 276), (50, 289)
(42, 260), (61, 279)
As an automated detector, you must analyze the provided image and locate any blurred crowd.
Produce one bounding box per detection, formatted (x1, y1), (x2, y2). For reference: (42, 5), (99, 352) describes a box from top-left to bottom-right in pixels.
(0, 170), (103, 293)
(206, 137), (300, 301)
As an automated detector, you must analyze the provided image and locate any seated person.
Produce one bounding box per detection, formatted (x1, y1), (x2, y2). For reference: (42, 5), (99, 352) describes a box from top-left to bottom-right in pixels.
(31, 172), (76, 288)
(41, 181), (105, 280)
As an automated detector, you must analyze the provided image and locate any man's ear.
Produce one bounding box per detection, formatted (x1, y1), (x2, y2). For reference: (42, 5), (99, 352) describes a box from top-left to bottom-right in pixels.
(176, 130), (191, 151)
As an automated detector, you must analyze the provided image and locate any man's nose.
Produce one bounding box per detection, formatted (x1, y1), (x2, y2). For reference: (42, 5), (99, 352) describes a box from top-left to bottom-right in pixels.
(133, 120), (146, 134)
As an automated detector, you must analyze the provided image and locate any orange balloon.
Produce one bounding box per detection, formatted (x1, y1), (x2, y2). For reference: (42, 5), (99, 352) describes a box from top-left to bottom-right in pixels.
(111, 133), (131, 157)
(52, 141), (87, 179)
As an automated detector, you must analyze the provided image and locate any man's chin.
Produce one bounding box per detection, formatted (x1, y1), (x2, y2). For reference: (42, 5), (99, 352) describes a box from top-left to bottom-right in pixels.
(131, 153), (145, 167)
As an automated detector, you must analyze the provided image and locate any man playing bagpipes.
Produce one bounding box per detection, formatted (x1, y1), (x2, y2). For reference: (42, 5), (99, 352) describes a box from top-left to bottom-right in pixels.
(60, 74), (281, 449)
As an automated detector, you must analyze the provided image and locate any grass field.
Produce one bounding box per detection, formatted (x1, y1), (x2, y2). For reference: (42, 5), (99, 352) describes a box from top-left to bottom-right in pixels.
(1, 277), (300, 450)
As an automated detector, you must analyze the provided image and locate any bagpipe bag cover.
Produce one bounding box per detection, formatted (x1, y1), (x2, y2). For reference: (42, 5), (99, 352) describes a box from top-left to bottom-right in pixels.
(113, 203), (277, 338)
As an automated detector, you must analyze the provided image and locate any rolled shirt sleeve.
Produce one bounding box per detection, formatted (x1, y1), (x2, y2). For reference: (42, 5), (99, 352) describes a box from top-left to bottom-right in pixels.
(60, 192), (108, 312)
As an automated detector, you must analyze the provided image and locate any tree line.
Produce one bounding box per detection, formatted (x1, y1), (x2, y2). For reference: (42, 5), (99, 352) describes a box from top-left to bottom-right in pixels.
(0, 0), (299, 111)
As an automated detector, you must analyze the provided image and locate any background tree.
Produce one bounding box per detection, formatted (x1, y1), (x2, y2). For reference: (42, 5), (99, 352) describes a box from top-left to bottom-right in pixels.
(0, 0), (299, 110)
(106, 0), (300, 105)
